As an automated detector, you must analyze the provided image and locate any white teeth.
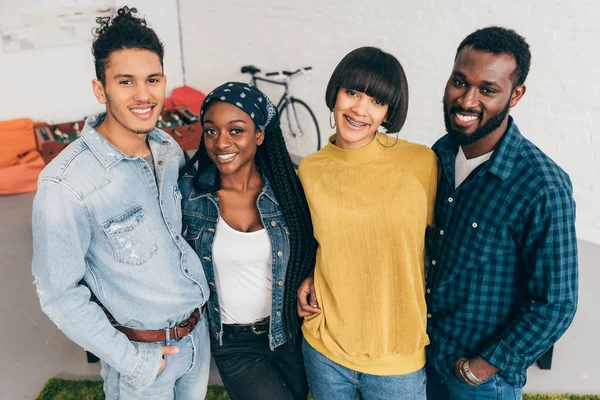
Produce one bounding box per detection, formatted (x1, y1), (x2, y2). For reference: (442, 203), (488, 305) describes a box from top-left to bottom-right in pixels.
(131, 108), (152, 114)
(345, 115), (367, 127)
(217, 153), (236, 160)
(456, 113), (478, 122)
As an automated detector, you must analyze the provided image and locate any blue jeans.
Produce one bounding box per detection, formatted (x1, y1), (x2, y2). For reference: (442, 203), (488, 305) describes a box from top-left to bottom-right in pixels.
(302, 339), (426, 400)
(426, 361), (523, 400)
(101, 315), (210, 399)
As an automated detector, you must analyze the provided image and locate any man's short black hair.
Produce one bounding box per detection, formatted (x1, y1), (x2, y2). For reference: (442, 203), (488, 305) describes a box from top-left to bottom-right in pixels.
(325, 46), (409, 133)
(92, 6), (164, 85)
(456, 26), (531, 88)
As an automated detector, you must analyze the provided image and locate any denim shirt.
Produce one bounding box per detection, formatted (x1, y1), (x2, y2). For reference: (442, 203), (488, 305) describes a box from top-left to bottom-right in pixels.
(32, 114), (209, 393)
(179, 165), (290, 350)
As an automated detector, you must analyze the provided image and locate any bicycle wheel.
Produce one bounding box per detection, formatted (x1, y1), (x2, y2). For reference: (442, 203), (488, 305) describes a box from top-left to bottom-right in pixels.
(279, 98), (321, 165)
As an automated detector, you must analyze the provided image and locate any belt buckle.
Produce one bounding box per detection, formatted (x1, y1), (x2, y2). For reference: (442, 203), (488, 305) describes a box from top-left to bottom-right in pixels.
(250, 319), (267, 335)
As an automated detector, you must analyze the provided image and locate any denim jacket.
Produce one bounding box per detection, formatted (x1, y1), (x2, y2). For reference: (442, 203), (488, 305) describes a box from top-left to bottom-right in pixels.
(179, 165), (290, 350)
(32, 114), (209, 393)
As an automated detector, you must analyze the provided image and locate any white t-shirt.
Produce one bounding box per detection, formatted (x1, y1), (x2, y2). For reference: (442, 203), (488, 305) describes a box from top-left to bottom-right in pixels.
(455, 146), (493, 189)
(212, 217), (272, 324)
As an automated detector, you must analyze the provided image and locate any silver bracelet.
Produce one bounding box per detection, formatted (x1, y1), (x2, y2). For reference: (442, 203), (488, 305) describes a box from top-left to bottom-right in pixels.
(462, 359), (485, 386)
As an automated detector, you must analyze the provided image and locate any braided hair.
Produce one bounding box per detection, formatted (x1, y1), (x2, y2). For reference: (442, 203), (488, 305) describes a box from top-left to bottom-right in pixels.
(180, 83), (316, 349)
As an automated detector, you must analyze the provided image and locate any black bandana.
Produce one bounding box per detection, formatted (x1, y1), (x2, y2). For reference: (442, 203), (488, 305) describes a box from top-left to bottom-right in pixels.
(200, 82), (278, 133)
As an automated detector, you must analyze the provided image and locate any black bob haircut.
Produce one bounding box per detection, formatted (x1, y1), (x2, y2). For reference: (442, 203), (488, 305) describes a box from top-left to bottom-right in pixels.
(92, 6), (164, 85)
(325, 46), (409, 133)
(456, 26), (531, 88)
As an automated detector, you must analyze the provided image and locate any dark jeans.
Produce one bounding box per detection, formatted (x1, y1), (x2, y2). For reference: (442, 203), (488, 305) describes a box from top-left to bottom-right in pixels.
(210, 330), (309, 400)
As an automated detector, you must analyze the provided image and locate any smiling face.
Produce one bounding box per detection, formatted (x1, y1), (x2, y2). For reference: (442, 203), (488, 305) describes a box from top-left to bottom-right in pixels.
(333, 88), (389, 150)
(92, 48), (166, 136)
(202, 101), (264, 176)
(443, 46), (525, 147)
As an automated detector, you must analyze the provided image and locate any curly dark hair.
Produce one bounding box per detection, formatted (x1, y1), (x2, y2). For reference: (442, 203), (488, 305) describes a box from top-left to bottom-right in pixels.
(456, 26), (531, 88)
(180, 107), (317, 349)
(92, 6), (164, 85)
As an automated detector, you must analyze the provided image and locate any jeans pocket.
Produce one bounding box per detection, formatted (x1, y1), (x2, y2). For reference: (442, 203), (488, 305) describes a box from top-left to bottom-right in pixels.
(102, 205), (158, 266)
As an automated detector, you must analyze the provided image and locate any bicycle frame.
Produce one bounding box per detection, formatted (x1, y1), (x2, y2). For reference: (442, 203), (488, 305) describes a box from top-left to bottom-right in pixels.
(250, 75), (301, 134)
(249, 75), (290, 109)
(248, 71), (318, 150)
(243, 67), (321, 163)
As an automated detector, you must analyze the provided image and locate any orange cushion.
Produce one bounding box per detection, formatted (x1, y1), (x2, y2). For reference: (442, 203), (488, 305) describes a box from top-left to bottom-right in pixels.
(0, 118), (45, 195)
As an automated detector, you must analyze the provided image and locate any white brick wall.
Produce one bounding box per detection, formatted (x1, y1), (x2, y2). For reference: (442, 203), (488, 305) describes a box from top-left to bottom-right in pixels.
(180, 0), (600, 245)
(0, 0), (185, 123)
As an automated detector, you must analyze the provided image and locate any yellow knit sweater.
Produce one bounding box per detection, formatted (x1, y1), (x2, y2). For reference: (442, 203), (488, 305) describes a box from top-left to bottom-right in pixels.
(298, 133), (438, 375)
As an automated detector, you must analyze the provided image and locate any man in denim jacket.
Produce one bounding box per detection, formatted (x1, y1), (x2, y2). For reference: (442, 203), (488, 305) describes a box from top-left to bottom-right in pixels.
(31, 7), (210, 398)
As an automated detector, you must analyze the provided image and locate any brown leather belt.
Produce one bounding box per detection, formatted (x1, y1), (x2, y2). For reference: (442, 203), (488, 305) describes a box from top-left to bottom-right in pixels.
(94, 295), (206, 343)
(115, 306), (204, 343)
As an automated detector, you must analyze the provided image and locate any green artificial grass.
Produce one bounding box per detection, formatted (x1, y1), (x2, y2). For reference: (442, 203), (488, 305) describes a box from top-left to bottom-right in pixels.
(36, 378), (229, 400)
(36, 378), (600, 400)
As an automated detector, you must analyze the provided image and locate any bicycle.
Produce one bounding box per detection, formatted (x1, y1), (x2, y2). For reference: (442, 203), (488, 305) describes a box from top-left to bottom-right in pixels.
(241, 65), (321, 165)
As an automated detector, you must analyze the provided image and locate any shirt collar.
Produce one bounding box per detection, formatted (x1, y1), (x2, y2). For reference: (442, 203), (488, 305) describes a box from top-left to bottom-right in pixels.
(486, 116), (523, 180)
(434, 116), (523, 184)
(82, 113), (171, 169)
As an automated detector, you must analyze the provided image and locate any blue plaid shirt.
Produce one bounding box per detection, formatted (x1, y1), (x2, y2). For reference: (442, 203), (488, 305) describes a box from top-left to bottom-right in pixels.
(426, 117), (578, 387)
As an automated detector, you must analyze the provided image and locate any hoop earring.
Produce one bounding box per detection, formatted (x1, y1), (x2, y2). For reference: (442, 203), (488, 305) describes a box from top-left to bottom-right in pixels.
(329, 111), (336, 129)
(376, 131), (399, 148)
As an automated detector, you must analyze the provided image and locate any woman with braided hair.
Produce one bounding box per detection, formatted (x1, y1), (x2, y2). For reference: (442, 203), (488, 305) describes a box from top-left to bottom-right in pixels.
(179, 82), (316, 400)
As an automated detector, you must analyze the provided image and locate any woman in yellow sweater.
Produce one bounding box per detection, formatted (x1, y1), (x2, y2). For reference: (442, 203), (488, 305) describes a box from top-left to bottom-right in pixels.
(296, 47), (438, 399)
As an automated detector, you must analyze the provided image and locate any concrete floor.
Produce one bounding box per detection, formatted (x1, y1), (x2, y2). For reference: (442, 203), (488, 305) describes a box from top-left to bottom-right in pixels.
(1, 191), (599, 399)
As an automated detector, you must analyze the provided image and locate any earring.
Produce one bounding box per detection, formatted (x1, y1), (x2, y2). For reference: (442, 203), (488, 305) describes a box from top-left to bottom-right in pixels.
(377, 124), (388, 134)
(329, 111), (336, 129)
(376, 131), (399, 148)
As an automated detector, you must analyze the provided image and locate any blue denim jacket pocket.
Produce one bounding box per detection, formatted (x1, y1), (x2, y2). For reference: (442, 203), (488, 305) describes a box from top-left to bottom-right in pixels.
(183, 222), (204, 246)
(102, 204), (158, 266)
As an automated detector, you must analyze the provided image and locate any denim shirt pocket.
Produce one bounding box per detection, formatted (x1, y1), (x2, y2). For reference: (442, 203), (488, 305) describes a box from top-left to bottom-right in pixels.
(102, 205), (158, 266)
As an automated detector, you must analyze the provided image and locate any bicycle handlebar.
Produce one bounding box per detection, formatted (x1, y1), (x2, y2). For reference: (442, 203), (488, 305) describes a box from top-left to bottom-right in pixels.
(264, 67), (312, 77)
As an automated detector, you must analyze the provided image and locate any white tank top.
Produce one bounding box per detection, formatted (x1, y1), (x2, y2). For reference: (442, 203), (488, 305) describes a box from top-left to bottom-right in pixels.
(212, 217), (273, 324)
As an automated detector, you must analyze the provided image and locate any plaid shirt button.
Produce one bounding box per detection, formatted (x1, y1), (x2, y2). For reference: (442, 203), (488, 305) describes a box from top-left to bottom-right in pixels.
(472, 222), (478, 228)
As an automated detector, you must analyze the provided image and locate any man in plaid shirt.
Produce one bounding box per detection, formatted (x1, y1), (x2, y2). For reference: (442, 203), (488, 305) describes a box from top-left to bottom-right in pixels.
(425, 27), (578, 399)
